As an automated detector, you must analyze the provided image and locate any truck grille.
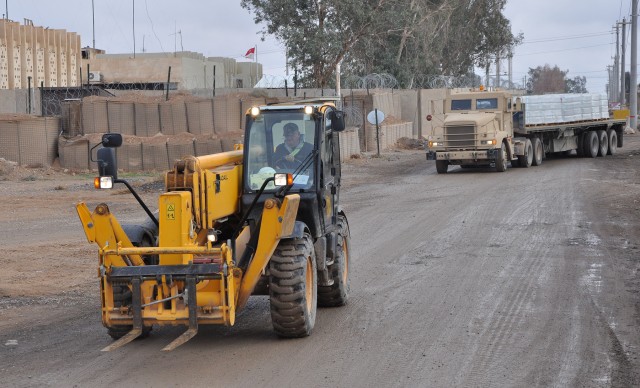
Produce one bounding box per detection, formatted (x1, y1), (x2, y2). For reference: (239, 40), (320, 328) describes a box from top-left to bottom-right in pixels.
(445, 125), (476, 149)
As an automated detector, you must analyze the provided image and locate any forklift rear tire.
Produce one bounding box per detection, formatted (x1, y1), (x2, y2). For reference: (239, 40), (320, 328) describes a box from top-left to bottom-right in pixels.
(269, 233), (317, 338)
(318, 216), (350, 307)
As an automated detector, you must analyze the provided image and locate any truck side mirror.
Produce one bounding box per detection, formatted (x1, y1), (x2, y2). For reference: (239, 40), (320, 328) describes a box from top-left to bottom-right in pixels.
(97, 147), (118, 179)
(101, 133), (123, 148)
(330, 110), (346, 132)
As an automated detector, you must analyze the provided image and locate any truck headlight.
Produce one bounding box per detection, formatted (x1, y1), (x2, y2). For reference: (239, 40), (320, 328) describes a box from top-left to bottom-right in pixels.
(428, 141), (443, 148)
(481, 139), (497, 145)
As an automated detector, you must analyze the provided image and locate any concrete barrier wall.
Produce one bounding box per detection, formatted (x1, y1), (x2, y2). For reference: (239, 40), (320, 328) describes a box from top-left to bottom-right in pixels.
(0, 89), (41, 114)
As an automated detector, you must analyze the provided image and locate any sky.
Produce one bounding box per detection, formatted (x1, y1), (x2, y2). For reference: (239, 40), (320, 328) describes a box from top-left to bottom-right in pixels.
(3, 0), (634, 94)
(504, 0), (632, 94)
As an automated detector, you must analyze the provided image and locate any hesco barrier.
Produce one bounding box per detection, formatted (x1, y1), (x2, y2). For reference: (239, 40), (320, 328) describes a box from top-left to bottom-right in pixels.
(59, 132), (244, 172)
(339, 127), (361, 161)
(364, 122), (413, 152)
(0, 115), (60, 167)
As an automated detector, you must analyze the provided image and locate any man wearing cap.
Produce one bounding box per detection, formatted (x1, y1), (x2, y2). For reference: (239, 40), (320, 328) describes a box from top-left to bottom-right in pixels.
(274, 122), (313, 169)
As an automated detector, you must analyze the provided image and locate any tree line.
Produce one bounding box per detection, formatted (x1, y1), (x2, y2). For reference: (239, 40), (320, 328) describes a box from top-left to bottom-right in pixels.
(241, 0), (521, 88)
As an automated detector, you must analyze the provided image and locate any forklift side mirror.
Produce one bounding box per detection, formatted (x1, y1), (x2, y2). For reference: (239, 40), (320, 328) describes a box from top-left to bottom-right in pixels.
(330, 110), (346, 132)
(101, 133), (123, 148)
(97, 147), (118, 179)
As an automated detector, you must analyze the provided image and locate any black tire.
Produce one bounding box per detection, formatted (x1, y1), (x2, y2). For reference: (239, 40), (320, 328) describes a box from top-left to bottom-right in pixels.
(518, 139), (533, 168)
(532, 137), (543, 166)
(576, 133), (585, 157)
(435, 160), (448, 174)
(318, 216), (350, 307)
(510, 158), (520, 168)
(269, 233), (317, 338)
(584, 131), (599, 158)
(597, 130), (608, 157)
(607, 129), (617, 155)
(495, 142), (508, 172)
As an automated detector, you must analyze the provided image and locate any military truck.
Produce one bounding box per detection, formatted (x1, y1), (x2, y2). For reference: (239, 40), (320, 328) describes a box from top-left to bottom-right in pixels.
(426, 89), (626, 173)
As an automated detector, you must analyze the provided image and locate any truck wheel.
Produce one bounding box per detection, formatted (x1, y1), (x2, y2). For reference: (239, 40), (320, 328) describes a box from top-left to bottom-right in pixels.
(584, 131), (599, 158)
(318, 216), (350, 307)
(597, 130), (608, 157)
(435, 160), (448, 174)
(518, 139), (533, 168)
(576, 133), (585, 157)
(269, 233), (317, 338)
(532, 138), (543, 166)
(606, 129), (617, 155)
(495, 142), (508, 172)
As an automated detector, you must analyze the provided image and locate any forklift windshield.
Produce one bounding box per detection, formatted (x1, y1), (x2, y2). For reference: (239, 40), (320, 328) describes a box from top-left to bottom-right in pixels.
(245, 110), (316, 191)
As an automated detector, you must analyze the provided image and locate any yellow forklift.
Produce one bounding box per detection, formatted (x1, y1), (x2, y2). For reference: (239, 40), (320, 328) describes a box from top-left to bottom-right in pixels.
(77, 99), (350, 351)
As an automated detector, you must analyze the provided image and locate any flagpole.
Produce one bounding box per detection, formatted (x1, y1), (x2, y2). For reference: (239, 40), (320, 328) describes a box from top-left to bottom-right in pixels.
(254, 44), (258, 88)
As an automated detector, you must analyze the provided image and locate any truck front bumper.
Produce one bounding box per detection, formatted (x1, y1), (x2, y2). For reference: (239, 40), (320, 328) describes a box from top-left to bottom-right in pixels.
(427, 149), (497, 161)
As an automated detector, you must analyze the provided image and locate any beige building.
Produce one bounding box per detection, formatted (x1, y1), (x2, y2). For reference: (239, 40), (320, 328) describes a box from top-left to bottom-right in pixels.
(0, 19), (81, 89)
(0, 18), (262, 91)
(83, 51), (263, 90)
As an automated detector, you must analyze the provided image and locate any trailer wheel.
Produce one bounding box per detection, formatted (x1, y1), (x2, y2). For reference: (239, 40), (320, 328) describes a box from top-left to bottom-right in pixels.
(518, 139), (533, 168)
(607, 129), (617, 155)
(318, 216), (350, 307)
(495, 142), (508, 172)
(597, 130), (608, 157)
(269, 233), (317, 338)
(576, 133), (585, 157)
(532, 138), (543, 166)
(435, 160), (448, 174)
(584, 131), (599, 158)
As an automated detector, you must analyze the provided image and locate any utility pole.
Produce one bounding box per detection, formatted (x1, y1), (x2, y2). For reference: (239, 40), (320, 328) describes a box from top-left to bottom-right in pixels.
(607, 65), (613, 101)
(615, 23), (620, 102)
(132, 0), (136, 58)
(508, 50), (513, 89)
(92, 0), (95, 49)
(621, 18), (628, 106)
(631, 0), (638, 130)
(495, 53), (501, 88)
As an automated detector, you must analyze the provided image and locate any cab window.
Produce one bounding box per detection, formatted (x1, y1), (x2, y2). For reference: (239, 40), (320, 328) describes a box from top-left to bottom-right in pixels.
(476, 98), (498, 110)
(451, 99), (472, 110)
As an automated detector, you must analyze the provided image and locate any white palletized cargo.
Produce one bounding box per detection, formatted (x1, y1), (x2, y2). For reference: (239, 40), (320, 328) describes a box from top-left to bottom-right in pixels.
(521, 93), (609, 126)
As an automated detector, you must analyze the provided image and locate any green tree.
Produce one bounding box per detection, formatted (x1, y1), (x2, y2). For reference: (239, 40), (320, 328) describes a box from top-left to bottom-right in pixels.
(241, 0), (520, 88)
(565, 76), (587, 93)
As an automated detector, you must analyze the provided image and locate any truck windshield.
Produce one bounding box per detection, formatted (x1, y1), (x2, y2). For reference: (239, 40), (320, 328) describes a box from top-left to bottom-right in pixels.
(245, 110), (316, 191)
(451, 99), (472, 110)
(476, 98), (498, 110)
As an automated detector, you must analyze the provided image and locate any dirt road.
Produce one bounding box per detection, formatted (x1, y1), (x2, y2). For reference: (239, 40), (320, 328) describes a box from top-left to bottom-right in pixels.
(1, 136), (639, 387)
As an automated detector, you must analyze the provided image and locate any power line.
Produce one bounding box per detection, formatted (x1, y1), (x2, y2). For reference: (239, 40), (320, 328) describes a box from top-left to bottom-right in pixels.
(520, 31), (612, 44)
(514, 43), (612, 57)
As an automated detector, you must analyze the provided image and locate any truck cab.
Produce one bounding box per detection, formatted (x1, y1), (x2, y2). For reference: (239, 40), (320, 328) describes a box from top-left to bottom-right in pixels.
(426, 89), (518, 173)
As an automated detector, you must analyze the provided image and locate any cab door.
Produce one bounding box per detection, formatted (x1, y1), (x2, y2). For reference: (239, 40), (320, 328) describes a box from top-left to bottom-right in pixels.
(321, 108), (341, 229)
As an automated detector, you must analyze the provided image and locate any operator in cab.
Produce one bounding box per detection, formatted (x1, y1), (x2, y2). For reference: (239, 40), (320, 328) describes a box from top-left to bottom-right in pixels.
(274, 123), (313, 169)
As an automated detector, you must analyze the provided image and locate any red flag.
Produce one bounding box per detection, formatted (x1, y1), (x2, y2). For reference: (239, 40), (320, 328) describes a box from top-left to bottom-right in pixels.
(244, 47), (255, 59)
